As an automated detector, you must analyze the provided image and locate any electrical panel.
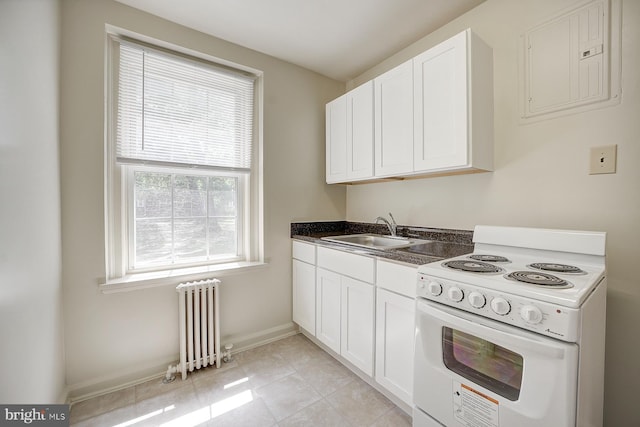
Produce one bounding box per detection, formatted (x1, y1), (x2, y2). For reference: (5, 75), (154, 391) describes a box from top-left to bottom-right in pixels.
(521, 0), (616, 119)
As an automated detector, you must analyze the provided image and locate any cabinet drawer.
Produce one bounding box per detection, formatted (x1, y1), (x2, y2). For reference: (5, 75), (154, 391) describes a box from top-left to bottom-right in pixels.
(376, 260), (417, 298)
(292, 240), (316, 264)
(317, 247), (374, 283)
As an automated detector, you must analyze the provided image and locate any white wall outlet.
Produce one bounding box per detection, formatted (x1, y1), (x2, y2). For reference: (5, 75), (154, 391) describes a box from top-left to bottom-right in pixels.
(589, 144), (617, 175)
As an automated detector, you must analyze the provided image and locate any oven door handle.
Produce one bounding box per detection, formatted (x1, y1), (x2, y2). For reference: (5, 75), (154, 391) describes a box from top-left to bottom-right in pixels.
(417, 300), (576, 358)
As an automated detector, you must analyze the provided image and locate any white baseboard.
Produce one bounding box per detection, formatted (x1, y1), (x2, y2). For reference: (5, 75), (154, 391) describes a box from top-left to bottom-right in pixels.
(67, 356), (177, 404)
(66, 322), (298, 405)
(221, 322), (298, 354)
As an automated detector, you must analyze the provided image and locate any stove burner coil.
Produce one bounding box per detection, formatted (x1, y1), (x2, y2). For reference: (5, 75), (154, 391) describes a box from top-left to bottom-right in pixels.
(528, 263), (585, 274)
(506, 271), (572, 288)
(443, 260), (504, 274)
(468, 254), (510, 263)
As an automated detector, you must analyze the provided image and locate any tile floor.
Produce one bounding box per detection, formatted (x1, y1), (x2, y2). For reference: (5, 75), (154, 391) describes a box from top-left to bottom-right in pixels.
(70, 333), (412, 426)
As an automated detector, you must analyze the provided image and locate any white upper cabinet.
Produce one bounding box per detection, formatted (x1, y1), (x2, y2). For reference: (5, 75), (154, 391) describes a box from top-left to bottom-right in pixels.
(414, 29), (493, 173)
(347, 81), (374, 181)
(326, 82), (374, 183)
(374, 59), (414, 178)
(326, 28), (493, 183)
(325, 94), (347, 183)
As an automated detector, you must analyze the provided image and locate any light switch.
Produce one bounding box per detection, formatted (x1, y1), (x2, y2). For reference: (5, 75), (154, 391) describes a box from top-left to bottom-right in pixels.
(589, 145), (617, 175)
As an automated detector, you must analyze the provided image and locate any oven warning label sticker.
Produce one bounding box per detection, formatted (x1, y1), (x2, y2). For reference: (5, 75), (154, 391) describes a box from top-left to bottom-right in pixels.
(453, 382), (500, 427)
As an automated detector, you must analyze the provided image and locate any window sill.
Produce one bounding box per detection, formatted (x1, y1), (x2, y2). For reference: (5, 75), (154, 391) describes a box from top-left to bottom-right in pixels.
(99, 261), (268, 294)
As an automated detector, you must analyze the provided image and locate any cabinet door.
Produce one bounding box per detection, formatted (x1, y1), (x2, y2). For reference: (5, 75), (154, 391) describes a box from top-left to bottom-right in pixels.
(293, 259), (316, 335)
(316, 268), (342, 354)
(346, 81), (374, 180)
(341, 276), (375, 376)
(374, 59), (414, 177)
(414, 30), (468, 171)
(375, 288), (415, 405)
(326, 94), (347, 183)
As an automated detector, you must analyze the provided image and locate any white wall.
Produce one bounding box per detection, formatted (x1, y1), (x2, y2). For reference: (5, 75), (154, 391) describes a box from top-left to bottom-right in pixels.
(346, 0), (640, 425)
(60, 0), (345, 397)
(0, 0), (66, 403)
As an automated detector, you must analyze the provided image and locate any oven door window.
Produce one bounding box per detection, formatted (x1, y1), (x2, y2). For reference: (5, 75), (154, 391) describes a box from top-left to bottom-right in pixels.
(443, 327), (524, 401)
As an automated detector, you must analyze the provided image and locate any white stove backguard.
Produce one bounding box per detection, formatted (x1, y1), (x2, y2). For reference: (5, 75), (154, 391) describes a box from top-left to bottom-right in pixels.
(472, 225), (606, 257)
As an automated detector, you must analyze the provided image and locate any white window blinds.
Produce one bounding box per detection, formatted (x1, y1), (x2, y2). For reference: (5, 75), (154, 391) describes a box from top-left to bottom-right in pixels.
(116, 40), (255, 172)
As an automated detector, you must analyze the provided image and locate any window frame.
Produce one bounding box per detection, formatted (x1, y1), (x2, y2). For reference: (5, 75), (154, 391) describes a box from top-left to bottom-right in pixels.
(103, 27), (264, 290)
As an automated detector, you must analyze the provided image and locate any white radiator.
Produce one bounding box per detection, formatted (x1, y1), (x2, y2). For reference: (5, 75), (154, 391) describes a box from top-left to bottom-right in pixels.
(176, 278), (221, 380)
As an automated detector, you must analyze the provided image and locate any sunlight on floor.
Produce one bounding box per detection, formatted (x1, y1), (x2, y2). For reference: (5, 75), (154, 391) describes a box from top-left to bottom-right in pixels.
(223, 377), (249, 389)
(113, 405), (175, 427)
(162, 389), (254, 427)
(114, 377), (253, 427)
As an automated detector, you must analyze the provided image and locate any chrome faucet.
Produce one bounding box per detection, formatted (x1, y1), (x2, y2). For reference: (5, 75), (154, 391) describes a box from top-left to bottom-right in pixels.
(375, 213), (398, 237)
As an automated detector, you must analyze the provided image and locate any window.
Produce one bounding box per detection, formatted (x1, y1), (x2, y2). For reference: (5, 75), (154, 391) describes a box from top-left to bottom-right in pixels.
(105, 32), (262, 283)
(129, 167), (243, 269)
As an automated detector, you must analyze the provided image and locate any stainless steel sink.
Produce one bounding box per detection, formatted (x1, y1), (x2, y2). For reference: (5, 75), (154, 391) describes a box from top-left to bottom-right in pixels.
(321, 234), (430, 250)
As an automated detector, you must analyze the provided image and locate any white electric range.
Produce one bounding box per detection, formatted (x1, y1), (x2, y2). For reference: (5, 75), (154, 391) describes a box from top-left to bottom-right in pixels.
(413, 225), (607, 427)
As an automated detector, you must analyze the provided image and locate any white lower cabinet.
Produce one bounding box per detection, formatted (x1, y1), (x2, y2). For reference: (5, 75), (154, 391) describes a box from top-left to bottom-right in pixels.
(341, 276), (375, 376)
(375, 287), (415, 405)
(316, 246), (375, 376)
(293, 259), (316, 335)
(375, 260), (417, 406)
(292, 241), (317, 335)
(316, 267), (375, 376)
(315, 268), (342, 354)
(293, 241), (416, 407)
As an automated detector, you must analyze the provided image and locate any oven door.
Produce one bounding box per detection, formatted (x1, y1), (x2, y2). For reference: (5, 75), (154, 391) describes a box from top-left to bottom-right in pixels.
(414, 299), (579, 427)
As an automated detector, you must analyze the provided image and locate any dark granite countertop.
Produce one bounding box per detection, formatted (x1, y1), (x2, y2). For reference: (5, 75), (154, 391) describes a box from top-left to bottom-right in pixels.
(291, 221), (474, 266)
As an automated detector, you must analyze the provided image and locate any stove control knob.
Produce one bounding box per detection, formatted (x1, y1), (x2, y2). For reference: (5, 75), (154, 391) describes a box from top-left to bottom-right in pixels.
(447, 287), (464, 302)
(427, 281), (443, 296)
(520, 305), (543, 324)
(468, 292), (486, 308)
(491, 297), (511, 315)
